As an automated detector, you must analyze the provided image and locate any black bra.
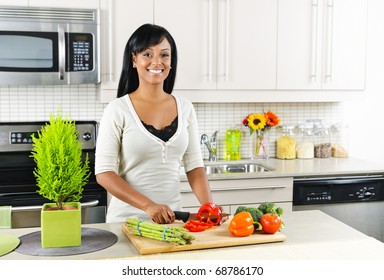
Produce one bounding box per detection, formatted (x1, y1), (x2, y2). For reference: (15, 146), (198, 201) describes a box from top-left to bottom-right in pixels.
(141, 116), (178, 142)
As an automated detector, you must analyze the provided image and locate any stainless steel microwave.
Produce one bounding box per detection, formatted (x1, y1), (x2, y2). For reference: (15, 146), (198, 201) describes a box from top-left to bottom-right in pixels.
(0, 6), (100, 85)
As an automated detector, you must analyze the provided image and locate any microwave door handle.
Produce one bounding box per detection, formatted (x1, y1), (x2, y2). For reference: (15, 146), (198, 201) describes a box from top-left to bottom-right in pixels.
(58, 25), (65, 80)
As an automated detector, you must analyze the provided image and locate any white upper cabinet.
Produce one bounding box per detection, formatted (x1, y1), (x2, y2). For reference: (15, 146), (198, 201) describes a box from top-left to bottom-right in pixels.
(0, 1), (100, 9)
(99, 0), (153, 91)
(154, 0), (215, 90)
(155, 0), (278, 90)
(28, 0), (100, 9)
(277, 0), (368, 90)
(0, 1), (28, 6)
(97, 0), (368, 102)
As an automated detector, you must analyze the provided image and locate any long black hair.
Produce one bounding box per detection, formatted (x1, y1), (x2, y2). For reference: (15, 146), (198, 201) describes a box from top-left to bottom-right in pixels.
(117, 24), (178, 97)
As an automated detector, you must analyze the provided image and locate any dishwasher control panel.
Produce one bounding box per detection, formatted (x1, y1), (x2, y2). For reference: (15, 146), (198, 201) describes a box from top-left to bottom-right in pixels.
(293, 177), (384, 205)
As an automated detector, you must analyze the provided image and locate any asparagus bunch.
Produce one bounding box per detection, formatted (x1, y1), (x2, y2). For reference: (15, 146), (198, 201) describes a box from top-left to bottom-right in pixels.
(126, 218), (195, 245)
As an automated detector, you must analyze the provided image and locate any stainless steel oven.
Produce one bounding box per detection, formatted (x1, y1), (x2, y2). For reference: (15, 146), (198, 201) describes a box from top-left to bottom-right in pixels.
(293, 175), (384, 242)
(0, 121), (107, 228)
(0, 6), (100, 85)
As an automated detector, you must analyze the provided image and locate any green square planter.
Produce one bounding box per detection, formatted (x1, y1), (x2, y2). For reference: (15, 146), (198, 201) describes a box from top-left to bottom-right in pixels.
(41, 202), (81, 248)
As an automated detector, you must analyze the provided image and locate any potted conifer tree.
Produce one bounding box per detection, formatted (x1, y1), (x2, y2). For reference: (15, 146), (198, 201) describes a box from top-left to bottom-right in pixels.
(31, 109), (90, 248)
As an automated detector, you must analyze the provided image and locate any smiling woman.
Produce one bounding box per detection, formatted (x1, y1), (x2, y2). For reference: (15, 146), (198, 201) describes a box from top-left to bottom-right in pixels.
(132, 39), (172, 89)
(117, 23), (178, 97)
(95, 24), (218, 225)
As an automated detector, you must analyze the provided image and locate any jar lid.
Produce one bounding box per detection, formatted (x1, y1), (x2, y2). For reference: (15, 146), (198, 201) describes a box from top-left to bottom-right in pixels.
(277, 125), (295, 133)
(295, 123), (314, 136)
(313, 123), (331, 135)
(331, 123), (348, 133)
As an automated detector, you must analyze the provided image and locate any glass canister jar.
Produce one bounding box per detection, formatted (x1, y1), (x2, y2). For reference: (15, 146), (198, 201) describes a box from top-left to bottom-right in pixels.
(313, 123), (332, 158)
(331, 123), (349, 158)
(295, 123), (314, 159)
(276, 125), (296, 159)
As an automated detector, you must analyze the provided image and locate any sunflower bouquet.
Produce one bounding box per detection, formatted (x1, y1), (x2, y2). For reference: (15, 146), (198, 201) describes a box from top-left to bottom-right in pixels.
(242, 111), (280, 159)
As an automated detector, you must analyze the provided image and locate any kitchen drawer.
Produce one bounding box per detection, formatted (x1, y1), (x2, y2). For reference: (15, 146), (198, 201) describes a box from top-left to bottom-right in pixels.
(180, 177), (293, 211)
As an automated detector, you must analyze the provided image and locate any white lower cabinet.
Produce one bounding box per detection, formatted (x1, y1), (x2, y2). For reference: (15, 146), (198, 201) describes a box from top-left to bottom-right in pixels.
(180, 177), (293, 215)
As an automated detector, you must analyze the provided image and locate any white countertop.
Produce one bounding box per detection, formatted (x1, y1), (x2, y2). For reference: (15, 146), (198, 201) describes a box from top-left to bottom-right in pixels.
(2, 210), (384, 260)
(180, 157), (384, 181)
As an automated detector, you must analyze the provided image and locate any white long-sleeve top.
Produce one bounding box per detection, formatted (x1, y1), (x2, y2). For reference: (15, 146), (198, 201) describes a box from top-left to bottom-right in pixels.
(95, 95), (204, 222)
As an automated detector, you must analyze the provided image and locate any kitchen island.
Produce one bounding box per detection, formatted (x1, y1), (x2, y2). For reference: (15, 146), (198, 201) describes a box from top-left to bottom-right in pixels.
(1, 210), (384, 260)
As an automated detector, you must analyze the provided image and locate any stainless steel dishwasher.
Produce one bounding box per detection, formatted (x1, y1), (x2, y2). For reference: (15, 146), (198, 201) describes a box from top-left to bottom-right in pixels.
(293, 175), (384, 242)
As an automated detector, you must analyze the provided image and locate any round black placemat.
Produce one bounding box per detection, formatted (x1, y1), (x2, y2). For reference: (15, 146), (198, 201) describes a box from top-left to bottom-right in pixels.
(15, 227), (118, 256)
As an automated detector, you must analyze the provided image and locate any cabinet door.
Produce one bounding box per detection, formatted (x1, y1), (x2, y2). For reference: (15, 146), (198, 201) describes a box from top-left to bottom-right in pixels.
(277, 0), (367, 90)
(28, 0), (100, 9)
(217, 0), (277, 90)
(155, 0), (217, 90)
(277, 0), (322, 89)
(1, 1), (27, 6)
(100, 0), (153, 90)
(156, 0), (277, 90)
(321, 0), (367, 90)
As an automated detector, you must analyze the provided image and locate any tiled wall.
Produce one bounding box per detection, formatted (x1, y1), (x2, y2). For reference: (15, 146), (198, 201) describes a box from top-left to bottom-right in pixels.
(195, 102), (344, 160)
(0, 85), (104, 121)
(0, 85), (344, 159)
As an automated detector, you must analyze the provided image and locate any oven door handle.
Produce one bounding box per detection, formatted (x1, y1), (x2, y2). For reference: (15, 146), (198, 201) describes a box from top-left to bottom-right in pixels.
(10, 200), (100, 212)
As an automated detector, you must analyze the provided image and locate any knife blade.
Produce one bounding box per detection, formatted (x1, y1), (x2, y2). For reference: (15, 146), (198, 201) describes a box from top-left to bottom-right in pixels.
(174, 210), (230, 223)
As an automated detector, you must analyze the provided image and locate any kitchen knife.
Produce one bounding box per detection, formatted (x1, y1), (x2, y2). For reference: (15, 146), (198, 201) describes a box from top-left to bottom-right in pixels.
(174, 210), (230, 223)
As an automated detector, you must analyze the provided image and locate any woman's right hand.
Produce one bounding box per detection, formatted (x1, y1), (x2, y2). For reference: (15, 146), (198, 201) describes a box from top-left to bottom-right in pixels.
(145, 203), (175, 224)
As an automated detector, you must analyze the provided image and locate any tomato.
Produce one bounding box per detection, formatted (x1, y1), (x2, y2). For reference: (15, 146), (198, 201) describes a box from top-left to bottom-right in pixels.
(260, 213), (282, 234)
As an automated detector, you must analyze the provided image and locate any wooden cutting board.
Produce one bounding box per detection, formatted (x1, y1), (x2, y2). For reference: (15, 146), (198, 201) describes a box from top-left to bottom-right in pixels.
(122, 221), (286, 255)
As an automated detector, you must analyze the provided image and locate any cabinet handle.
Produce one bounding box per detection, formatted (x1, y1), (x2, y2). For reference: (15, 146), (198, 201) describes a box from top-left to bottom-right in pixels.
(208, 0), (213, 82)
(107, 0), (114, 82)
(325, 0), (334, 81)
(310, 0), (319, 81)
(224, 0), (230, 82)
(180, 185), (287, 193)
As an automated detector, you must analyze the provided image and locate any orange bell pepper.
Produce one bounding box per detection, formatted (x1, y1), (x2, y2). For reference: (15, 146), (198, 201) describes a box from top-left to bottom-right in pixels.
(228, 212), (254, 237)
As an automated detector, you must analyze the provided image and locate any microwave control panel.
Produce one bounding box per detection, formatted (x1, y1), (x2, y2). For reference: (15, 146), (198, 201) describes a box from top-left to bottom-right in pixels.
(68, 33), (94, 72)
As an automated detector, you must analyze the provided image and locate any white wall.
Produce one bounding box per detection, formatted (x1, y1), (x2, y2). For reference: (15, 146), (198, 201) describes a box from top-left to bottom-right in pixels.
(344, 0), (384, 165)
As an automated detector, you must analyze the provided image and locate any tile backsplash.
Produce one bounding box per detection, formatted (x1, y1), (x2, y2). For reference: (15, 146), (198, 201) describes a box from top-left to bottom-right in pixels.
(0, 85), (344, 159)
(195, 102), (344, 160)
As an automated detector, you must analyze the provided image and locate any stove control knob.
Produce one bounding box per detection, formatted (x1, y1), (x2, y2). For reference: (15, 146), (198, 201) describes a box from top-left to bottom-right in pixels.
(82, 132), (92, 141)
(363, 190), (373, 199)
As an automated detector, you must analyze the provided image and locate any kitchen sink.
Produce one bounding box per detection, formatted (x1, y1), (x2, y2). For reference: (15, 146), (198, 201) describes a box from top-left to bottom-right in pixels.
(204, 163), (274, 174)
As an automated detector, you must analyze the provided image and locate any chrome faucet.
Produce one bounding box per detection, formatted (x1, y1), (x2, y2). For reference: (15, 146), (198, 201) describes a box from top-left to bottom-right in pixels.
(201, 131), (218, 162)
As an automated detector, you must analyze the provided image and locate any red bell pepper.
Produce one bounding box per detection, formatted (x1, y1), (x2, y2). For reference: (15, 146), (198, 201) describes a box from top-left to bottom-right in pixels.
(197, 202), (222, 226)
(184, 220), (213, 232)
(183, 202), (223, 232)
